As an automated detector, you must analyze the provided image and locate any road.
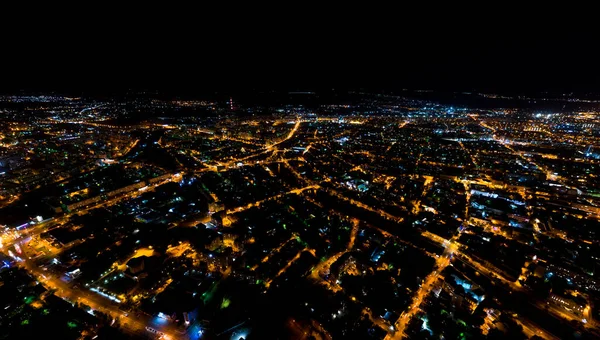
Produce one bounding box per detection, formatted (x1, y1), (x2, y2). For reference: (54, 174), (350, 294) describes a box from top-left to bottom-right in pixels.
(422, 232), (592, 339)
(0, 173), (189, 339)
(385, 234), (457, 339)
(324, 188), (404, 224)
(309, 218), (360, 290)
(214, 119), (303, 170)
(265, 247), (313, 288)
(252, 235), (297, 271)
(514, 316), (560, 340)
(17, 251), (184, 339)
(2, 172), (183, 252)
(226, 185), (319, 214)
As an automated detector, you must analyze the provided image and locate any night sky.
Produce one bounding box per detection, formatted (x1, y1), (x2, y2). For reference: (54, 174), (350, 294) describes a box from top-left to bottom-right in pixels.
(3, 13), (597, 95)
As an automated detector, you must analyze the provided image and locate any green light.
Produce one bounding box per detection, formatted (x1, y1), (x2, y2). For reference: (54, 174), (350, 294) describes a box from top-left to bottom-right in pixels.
(21, 320), (29, 325)
(67, 321), (77, 329)
(220, 297), (231, 309)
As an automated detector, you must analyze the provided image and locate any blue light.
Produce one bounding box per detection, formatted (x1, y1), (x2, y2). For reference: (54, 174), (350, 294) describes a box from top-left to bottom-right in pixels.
(152, 315), (168, 325)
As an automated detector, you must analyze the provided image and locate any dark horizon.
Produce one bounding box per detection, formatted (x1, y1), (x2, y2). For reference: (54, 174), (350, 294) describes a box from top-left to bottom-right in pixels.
(2, 19), (597, 97)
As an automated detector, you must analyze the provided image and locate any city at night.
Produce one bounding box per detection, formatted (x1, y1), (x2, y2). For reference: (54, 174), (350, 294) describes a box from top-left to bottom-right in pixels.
(1, 17), (599, 340)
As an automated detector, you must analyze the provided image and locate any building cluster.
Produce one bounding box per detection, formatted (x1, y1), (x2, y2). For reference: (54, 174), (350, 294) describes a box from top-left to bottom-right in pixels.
(1, 92), (600, 339)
